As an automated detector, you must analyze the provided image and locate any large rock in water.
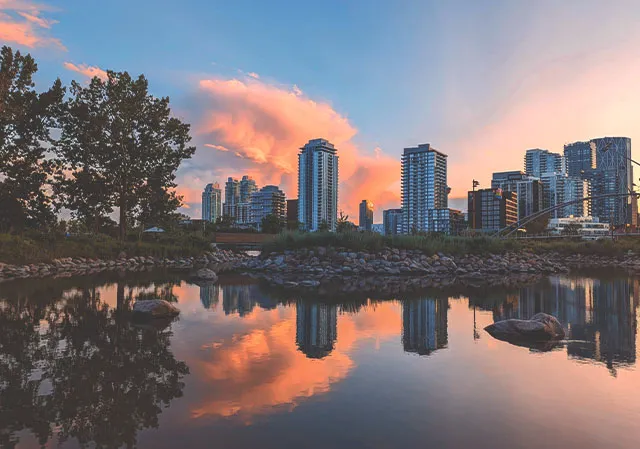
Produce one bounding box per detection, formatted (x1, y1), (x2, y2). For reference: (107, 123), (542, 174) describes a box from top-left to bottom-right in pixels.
(132, 300), (180, 319)
(485, 313), (565, 341)
(193, 268), (218, 281)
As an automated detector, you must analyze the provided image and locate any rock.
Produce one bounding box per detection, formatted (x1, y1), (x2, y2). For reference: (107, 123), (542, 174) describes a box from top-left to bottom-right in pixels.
(132, 299), (180, 318)
(485, 313), (565, 342)
(194, 268), (218, 281)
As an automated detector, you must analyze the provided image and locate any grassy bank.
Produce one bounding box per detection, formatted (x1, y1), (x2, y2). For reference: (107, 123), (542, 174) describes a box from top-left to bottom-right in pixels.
(0, 232), (211, 265)
(263, 231), (640, 256)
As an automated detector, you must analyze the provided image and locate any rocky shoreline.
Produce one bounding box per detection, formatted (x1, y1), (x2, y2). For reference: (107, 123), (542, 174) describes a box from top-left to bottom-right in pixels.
(237, 247), (640, 292)
(0, 249), (250, 281)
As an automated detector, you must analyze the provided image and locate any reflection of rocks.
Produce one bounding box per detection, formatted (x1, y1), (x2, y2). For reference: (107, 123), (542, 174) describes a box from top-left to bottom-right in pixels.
(402, 298), (448, 356)
(193, 268), (218, 281)
(296, 301), (338, 359)
(485, 313), (565, 344)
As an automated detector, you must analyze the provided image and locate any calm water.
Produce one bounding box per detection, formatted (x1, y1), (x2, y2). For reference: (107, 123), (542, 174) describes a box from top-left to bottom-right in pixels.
(1, 271), (639, 449)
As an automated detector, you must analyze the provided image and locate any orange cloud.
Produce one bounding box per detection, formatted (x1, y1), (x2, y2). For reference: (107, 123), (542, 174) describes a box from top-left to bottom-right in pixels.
(204, 143), (230, 152)
(63, 62), (108, 81)
(187, 77), (400, 219)
(0, 1), (64, 50)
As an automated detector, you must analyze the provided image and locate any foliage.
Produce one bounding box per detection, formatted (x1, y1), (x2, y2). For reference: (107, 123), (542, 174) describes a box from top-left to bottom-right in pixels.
(524, 212), (551, 235)
(317, 220), (330, 233)
(0, 232), (211, 264)
(0, 46), (64, 232)
(261, 214), (283, 234)
(561, 223), (582, 236)
(56, 70), (195, 239)
(262, 230), (640, 257)
(336, 210), (355, 233)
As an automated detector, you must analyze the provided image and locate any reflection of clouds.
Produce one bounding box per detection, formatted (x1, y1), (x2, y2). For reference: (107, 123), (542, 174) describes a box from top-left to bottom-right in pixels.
(189, 301), (402, 421)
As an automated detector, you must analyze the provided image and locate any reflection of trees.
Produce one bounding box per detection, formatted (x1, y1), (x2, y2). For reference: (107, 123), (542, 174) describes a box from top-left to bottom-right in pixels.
(0, 278), (189, 449)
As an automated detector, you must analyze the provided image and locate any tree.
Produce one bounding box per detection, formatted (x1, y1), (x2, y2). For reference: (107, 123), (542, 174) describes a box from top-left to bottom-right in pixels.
(261, 214), (283, 234)
(562, 222), (582, 236)
(336, 210), (355, 233)
(317, 220), (330, 233)
(524, 212), (550, 235)
(56, 71), (195, 240)
(0, 46), (64, 232)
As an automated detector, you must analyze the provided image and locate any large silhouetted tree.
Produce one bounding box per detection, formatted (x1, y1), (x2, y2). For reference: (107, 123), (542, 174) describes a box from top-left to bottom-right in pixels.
(0, 46), (64, 232)
(56, 71), (195, 239)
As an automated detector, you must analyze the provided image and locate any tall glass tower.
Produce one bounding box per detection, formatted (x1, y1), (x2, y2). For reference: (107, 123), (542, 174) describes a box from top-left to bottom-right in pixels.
(201, 182), (222, 222)
(297, 138), (339, 232)
(401, 143), (448, 233)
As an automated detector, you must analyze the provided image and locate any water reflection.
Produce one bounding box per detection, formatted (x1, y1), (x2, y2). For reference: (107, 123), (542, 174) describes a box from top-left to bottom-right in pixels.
(402, 298), (448, 355)
(472, 275), (639, 374)
(295, 301), (338, 358)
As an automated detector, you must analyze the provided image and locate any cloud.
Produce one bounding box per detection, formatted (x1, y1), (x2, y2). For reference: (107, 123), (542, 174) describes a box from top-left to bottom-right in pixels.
(246, 72), (259, 79)
(0, 0), (64, 50)
(178, 76), (400, 219)
(63, 62), (108, 81)
(204, 143), (230, 152)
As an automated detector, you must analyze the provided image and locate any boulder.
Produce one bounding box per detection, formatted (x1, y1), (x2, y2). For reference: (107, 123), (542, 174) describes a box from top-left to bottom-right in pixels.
(193, 268), (218, 281)
(132, 300), (180, 319)
(485, 313), (565, 342)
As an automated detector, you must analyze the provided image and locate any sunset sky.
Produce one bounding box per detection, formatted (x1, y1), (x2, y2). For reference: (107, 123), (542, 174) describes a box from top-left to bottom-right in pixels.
(3, 0), (640, 220)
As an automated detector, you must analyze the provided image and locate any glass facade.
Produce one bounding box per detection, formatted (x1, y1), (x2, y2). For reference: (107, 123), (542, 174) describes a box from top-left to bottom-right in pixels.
(298, 139), (339, 231)
(201, 182), (222, 223)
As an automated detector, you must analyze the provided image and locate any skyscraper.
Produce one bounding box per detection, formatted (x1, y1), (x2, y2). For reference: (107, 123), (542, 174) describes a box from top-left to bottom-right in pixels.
(383, 208), (402, 236)
(359, 200), (374, 231)
(591, 137), (633, 226)
(237, 175), (258, 225)
(402, 298), (448, 356)
(524, 148), (564, 177)
(564, 141), (596, 178)
(296, 300), (338, 359)
(223, 177), (240, 218)
(298, 138), (339, 232)
(401, 143), (448, 233)
(250, 185), (286, 229)
(201, 182), (222, 223)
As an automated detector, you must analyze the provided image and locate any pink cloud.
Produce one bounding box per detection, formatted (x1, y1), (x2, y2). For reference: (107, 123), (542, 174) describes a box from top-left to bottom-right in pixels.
(204, 143), (230, 152)
(247, 72), (260, 79)
(63, 62), (108, 81)
(0, 1), (64, 50)
(183, 76), (400, 219)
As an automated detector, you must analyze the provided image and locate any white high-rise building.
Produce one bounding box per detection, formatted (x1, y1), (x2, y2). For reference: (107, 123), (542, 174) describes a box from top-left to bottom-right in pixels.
(298, 138), (339, 232)
(401, 143), (448, 233)
(202, 182), (222, 222)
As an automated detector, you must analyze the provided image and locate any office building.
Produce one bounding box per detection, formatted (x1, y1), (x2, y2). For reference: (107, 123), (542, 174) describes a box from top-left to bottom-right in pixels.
(201, 182), (222, 223)
(468, 188), (518, 232)
(401, 143), (448, 233)
(250, 185), (286, 229)
(223, 177), (240, 218)
(492, 170), (544, 221)
(359, 200), (374, 231)
(296, 300), (338, 359)
(591, 137), (634, 226)
(298, 138), (339, 232)
(383, 208), (403, 236)
(525, 148), (564, 177)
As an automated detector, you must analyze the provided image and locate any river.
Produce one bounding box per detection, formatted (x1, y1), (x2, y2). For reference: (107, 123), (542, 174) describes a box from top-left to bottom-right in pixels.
(1, 270), (639, 448)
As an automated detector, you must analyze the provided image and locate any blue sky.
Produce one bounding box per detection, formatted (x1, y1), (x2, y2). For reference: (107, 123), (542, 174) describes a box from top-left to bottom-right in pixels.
(3, 0), (640, 218)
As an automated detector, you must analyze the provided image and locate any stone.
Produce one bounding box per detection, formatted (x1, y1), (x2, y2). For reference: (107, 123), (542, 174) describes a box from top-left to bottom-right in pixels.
(132, 299), (180, 318)
(194, 268), (218, 281)
(485, 313), (565, 342)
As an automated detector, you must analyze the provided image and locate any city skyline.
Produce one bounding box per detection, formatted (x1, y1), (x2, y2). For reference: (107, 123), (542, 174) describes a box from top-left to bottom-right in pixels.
(7, 1), (640, 220)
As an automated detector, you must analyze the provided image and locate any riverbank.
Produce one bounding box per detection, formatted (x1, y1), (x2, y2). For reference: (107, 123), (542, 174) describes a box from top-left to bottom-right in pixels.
(0, 249), (250, 281)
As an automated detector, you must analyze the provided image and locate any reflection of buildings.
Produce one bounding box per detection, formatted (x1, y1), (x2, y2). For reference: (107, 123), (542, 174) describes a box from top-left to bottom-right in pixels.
(220, 284), (278, 316)
(295, 301), (338, 359)
(482, 276), (638, 372)
(402, 298), (448, 355)
(199, 283), (221, 309)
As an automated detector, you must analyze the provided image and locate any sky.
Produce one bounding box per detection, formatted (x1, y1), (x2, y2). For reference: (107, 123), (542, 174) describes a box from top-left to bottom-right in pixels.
(3, 0), (640, 220)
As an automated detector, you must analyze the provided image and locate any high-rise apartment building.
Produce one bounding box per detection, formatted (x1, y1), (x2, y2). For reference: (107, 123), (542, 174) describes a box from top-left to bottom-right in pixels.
(359, 200), (374, 231)
(468, 188), (518, 232)
(298, 138), (339, 232)
(383, 208), (402, 236)
(223, 177), (240, 218)
(591, 137), (634, 226)
(239, 175), (257, 202)
(401, 298), (448, 356)
(201, 182), (222, 223)
(250, 185), (286, 229)
(286, 199), (299, 229)
(524, 148), (564, 177)
(401, 143), (448, 233)
(564, 141), (596, 178)
(540, 173), (589, 219)
(296, 300), (337, 359)
(491, 171), (543, 221)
